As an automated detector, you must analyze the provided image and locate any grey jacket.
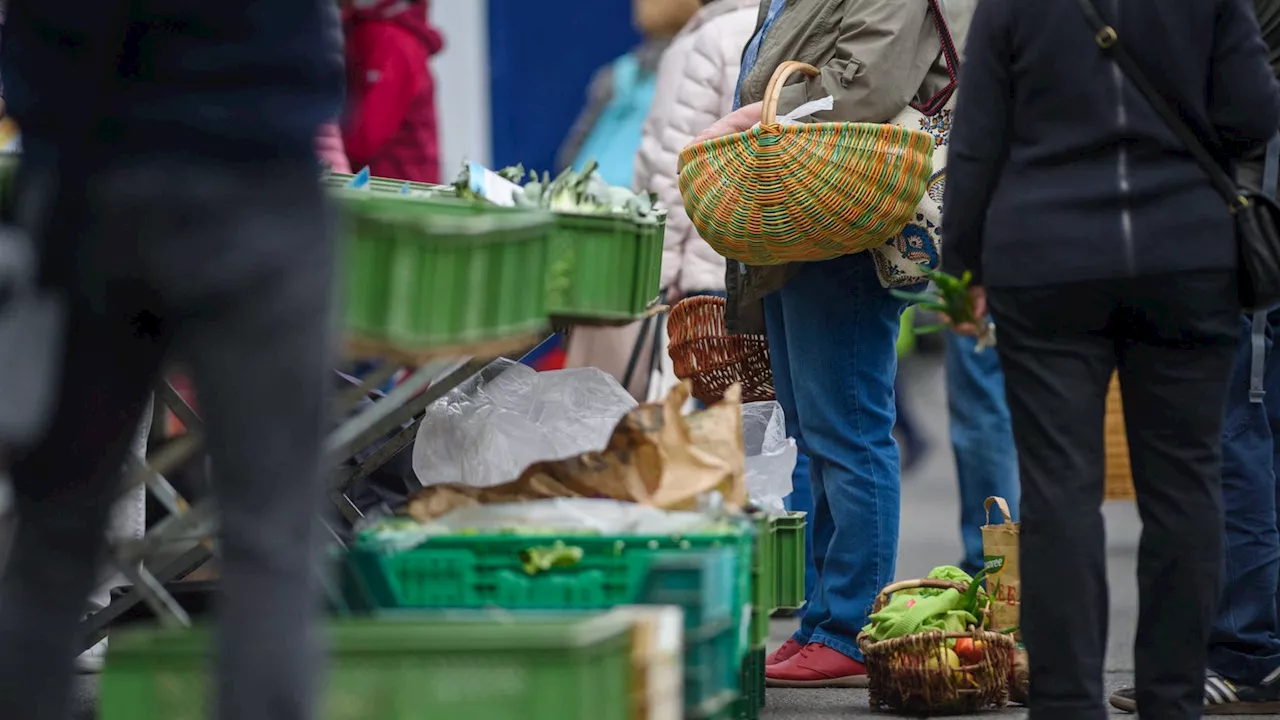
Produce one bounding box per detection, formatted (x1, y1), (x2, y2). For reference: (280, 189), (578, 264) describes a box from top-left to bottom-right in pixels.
(725, 0), (973, 333)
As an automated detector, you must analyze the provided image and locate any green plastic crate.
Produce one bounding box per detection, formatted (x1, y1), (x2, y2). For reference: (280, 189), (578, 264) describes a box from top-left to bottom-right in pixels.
(326, 171), (442, 195)
(344, 527), (752, 616)
(546, 213), (639, 319)
(632, 215), (665, 314)
(100, 612), (633, 720)
(685, 618), (743, 720)
(772, 512), (808, 610)
(340, 192), (552, 348)
(748, 515), (775, 648)
(735, 645), (767, 720)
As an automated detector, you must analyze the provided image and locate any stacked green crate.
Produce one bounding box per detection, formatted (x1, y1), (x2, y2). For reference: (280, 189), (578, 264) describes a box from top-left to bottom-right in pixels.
(340, 192), (552, 349)
(773, 512), (808, 610)
(100, 613), (634, 720)
(344, 522), (755, 718)
(546, 213), (641, 319)
(547, 211), (666, 319)
(633, 213), (666, 312)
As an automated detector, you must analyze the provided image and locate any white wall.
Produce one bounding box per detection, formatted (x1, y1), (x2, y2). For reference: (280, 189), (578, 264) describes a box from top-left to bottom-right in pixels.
(430, 1), (491, 177)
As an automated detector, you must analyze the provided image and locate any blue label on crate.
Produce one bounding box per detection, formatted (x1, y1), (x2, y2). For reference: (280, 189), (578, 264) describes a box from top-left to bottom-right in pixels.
(347, 167), (371, 190)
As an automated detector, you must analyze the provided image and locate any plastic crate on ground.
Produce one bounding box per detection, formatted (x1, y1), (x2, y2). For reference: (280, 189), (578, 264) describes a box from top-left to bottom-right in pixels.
(735, 645), (767, 720)
(100, 612), (633, 720)
(772, 512), (808, 610)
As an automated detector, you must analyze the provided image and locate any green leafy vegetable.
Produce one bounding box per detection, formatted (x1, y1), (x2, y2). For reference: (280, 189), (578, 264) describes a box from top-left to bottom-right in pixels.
(891, 269), (997, 350)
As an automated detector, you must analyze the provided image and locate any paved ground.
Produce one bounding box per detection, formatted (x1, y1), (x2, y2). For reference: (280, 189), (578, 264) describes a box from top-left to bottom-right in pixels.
(762, 352), (1145, 718)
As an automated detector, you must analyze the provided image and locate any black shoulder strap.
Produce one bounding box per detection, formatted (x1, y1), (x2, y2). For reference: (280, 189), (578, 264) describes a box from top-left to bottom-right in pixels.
(1073, 0), (1247, 209)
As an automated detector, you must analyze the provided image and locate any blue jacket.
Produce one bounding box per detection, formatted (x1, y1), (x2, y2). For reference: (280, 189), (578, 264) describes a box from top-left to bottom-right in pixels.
(1, 0), (344, 164)
(942, 0), (1280, 287)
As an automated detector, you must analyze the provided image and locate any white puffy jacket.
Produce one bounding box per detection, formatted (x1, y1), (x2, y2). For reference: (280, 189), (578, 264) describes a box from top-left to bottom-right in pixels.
(633, 0), (758, 296)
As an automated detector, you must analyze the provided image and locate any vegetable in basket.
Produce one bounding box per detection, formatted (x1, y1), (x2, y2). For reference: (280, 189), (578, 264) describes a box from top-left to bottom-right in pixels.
(890, 269), (997, 351)
(862, 565), (989, 642)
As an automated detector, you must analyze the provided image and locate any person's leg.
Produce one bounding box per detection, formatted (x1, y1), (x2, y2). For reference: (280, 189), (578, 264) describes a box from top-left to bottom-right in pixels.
(1118, 270), (1237, 720)
(989, 282), (1114, 720)
(1206, 314), (1280, 687)
(766, 252), (905, 687)
(894, 374), (929, 473)
(99, 158), (335, 720)
(764, 293), (822, 664)
(945, 330), (1020, 575)
(0, 164), (169, 720)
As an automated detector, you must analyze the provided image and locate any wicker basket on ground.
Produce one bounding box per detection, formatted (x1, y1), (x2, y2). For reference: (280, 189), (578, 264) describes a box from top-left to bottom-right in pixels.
(1104, 372), (1135, 501)
(666, 295), (774, 406)
(858, 579), (1015, 716)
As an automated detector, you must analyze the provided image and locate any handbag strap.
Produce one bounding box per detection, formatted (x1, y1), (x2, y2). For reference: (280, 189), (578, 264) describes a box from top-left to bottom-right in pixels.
(1250, 135), (1280, 403)
(911, 0), (963, 115)
(1073, 0), (1249, 212)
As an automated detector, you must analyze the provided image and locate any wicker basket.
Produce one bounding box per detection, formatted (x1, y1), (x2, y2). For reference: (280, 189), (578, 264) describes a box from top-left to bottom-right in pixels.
(858, 579), (1015, 716)
(677, 61), (936, 267)
(1104, 373), (1135, 501)
(666, 296), (774, 406)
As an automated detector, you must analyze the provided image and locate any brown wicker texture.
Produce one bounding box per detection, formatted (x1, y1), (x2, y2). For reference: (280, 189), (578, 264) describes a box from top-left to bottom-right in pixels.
(1104, 372), (1136, 501)
(858, 579), (1015, 716)
(666, 296), (775, 405)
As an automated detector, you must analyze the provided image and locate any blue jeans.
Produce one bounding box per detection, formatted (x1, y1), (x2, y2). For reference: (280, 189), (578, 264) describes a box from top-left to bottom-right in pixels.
(1209, 311), (1280, 686)
(945, 331), (1021, 573)
(763, 252), (911, 661)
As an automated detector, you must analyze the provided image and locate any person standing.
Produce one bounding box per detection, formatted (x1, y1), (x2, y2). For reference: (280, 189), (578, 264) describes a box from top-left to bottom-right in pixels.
(342, 0), (443, 183)
(698, 0), (976, 688)
(1110, 0), (1280, 712)
(0, 1), (342, 720)
(631, 0), (817, 606)
(942, 0), (1279, 718)
(946, 331), (1019, 575)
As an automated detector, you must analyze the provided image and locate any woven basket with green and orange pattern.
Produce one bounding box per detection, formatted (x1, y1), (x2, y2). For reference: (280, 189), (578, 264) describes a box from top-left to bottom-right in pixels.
(678, 61), (936, 266)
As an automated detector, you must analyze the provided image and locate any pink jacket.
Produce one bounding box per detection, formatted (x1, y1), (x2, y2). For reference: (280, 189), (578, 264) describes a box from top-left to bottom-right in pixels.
(315, 122), (352, 173)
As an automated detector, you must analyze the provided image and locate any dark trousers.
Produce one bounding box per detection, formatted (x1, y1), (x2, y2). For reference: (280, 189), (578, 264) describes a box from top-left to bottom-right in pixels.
(1209, 310), (1280, 685)
(990, 271), (1238, 720)
(0, 157), (336, 720)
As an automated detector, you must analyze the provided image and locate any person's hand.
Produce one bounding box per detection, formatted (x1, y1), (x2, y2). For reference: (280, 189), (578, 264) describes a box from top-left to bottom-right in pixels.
(946, 286), (988, 337)
(690, 102), (764, 146)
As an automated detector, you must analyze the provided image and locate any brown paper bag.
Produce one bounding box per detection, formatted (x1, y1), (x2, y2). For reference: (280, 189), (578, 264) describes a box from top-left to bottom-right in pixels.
(405, 382), (746, 523)
(981, 496), (1020, 638)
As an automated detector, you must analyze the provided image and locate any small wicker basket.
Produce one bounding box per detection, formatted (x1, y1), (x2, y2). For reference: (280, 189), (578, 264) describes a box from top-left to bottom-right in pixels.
(858, 579), (1015, 716)
(666, 296), (775, 406)
(1104, 373), (1135, 501)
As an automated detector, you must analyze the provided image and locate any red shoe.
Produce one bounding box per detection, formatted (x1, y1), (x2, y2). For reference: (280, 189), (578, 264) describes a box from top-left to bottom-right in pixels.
(766, 638), (804, 666)
(766, 643), (869, 688)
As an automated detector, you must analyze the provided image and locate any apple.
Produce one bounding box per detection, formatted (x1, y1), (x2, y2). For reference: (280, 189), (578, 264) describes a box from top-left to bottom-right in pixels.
(925, 648), (961, 671)
(954, 637), (986, 664)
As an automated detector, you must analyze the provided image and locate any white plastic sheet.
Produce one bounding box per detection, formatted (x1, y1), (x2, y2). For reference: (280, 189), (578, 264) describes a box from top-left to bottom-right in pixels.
(742, 401), (797, 516)
(411, 358), (638, 488)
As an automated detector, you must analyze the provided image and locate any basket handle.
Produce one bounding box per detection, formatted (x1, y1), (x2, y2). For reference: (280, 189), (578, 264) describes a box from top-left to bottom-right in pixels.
(984, 496), (1014, 525)
(761, 61), (821, 126)
(872, 578), (968, 613)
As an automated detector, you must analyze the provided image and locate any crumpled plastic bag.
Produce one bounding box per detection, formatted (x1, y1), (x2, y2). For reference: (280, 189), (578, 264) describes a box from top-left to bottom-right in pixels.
(742, 401), (796, 516)
(405, 383), (747, 522)
(412, 358), (638, 489)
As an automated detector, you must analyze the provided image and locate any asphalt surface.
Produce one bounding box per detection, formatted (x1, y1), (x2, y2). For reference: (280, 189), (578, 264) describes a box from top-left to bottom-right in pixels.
(762, 352), (1145, 718)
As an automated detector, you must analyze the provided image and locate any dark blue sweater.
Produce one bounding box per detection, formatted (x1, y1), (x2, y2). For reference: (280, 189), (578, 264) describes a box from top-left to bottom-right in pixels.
(941, 0), (1280, 288)
(0, 0), (344, 163)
